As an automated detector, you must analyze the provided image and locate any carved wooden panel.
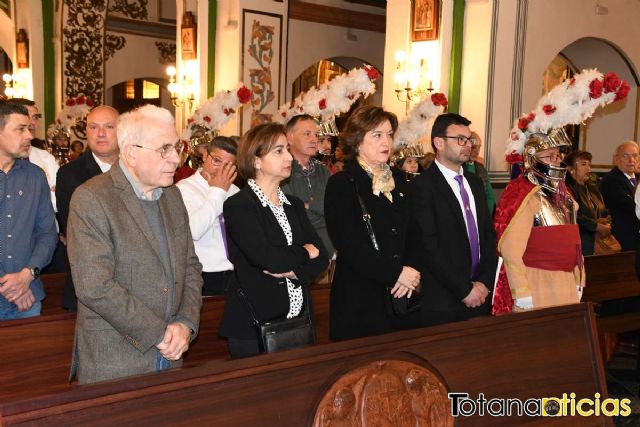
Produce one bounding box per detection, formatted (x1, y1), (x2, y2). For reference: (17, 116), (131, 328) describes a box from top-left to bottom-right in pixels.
(313, 360), (454, 427)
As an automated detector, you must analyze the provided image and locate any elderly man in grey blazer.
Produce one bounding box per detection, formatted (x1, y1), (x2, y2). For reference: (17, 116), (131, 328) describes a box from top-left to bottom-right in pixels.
(67, 105), (203, 384)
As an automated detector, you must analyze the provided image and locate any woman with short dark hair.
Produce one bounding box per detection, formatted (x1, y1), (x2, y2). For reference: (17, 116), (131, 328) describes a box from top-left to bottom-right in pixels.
(219, 123), (329, 357)
(325, 105), (421, 341)
(565, 150), (610, 255)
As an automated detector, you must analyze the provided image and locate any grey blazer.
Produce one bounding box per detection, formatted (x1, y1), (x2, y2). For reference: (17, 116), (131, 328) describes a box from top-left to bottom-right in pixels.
(67, 163), (203, 384)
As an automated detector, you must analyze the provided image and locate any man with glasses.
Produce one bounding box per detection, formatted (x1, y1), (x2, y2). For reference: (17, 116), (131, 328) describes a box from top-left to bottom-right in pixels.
(56, 105), (120, 311)
(408, 113), (497, 326)
(67, 105), (202, 384)
(601, 141), (640, 251)
(177, 136), (239, 295)
(493, 128), (583, 315)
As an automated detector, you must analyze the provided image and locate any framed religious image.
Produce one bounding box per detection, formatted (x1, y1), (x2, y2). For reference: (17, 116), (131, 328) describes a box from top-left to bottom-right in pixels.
(181, 11), (197, 60)
(412, 0), (439, 41)
(240, 9), (283, 133)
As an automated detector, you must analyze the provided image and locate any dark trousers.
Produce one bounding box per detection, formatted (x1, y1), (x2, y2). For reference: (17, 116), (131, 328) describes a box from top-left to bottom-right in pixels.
(202, 270), (233, 296)
(227, 338), (260, 358)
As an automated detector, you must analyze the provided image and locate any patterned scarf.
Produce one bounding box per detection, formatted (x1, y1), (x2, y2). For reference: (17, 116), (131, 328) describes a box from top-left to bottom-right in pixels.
(357, 157), (395, 202)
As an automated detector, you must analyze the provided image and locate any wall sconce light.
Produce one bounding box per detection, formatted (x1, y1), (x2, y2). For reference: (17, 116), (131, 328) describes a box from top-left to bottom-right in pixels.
(393, 50), (434, 115)
(166, 63), (196, 110)
(2, 73), (26, 98)
(16, 29), (29, 69)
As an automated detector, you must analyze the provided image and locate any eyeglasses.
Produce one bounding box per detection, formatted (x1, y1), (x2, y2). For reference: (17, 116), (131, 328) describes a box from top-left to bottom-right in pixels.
(439, 135), (478, 147)
(132, 142), (184, 159)
(621, 153), (639, 160)
(207, 154), (226, 167)
(537, 152), (565, 162)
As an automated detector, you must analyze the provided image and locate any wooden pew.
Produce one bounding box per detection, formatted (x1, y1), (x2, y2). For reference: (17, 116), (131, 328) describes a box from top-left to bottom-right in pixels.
(0, 303), (611, 426)
(40, 273), (67, 315)
(582, 251), (640, 362)
(0, 282), (331, 403)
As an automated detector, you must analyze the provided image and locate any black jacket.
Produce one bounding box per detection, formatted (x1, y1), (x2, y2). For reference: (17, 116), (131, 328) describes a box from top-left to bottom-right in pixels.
(55, 151), (103, 311)
(325, 160), (418, 341)
(600, 167), (640, 251)
(408, 162), (497, 326)
(219, 187), (329, 340)
(566, 174), (608, 256)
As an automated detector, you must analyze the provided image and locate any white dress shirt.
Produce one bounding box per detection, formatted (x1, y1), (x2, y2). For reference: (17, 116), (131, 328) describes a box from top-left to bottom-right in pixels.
(176, 169), (239, 272)
(434, 158), (479, 238)
(92, 153), (113, 173)
(29, 146), (59, 212)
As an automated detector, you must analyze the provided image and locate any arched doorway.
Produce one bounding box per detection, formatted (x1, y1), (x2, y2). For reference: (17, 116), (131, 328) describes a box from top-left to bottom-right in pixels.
(106, 77), (173, 114)
(542, 37), (639, 171)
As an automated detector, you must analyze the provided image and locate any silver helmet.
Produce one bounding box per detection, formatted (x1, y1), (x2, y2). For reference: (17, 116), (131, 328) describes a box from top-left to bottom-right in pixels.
(524, 127), (572, 193)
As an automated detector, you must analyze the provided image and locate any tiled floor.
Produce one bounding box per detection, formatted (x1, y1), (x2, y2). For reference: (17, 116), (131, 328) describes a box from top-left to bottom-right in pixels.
(606, 338), (640, 426)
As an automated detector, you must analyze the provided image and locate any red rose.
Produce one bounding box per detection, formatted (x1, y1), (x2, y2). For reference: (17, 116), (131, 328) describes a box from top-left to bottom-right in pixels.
(517, 116), (530, 131)
(365, 65), (379, 81)
(542, 104), (556, 115)
(319, 99), (327, 110)
(527, 112), (535, 122)
(65, 99), (75, 107)
(603, 72), (621, 93)
(431, 92), (448, 107)
(505, 152), (524, 164)
(76, 96), (85, 105)
(589, 79), (603, 99)
(615, 80), (630, 101)
(86, 99), (94, 107)
(203, 115), (211, 123)
(237, 85), (251, 104)
(281, 111), (287, 118)
(223, 108), (235, 116)
(569, 77), (576, 86)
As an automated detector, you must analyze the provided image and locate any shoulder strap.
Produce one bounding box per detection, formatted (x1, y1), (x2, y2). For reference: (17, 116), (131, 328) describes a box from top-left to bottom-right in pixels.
(346, 173), (380, 251)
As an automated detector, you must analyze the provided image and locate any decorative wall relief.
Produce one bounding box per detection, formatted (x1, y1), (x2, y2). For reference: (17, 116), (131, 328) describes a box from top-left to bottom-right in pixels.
(108, 0), (148, 20)
(63, 0), (108, 103)
(313, 360), (453, 426)
(241, 10), (282, 132)
(155, 42), (176, 64)
(104, 33), (126, 60)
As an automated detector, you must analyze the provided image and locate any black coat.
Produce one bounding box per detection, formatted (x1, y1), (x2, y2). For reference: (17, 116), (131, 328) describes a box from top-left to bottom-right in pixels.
(565, 173), (608, 256)
(325, 160), (418, 341)
(55, 151), (103, 311)
(600, 167), (640, 251)
(219, 187), (329, 340)
(408, 162), (497, 326)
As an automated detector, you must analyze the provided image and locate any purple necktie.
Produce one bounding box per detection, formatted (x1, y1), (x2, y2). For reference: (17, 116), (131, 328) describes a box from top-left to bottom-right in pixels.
(219, 215), (229, 259)
(631, 177), (637, 187)
(454, 175), (480, 277)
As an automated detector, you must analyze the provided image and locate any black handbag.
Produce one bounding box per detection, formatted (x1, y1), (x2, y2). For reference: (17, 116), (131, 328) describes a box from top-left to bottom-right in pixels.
(348, 176), (420, 316)
(237, 287), (315, 354)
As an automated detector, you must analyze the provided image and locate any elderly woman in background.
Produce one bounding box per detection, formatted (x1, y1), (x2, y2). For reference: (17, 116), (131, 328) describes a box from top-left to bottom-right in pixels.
(565, 150), (611, 255)
(325, 105), (421, 341)
(219, 123), (329, 357)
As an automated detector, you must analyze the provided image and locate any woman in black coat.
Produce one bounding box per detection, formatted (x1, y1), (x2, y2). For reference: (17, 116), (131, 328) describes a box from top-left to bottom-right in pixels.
(219, 123), (329, 357)
(325, 106), (421, 341)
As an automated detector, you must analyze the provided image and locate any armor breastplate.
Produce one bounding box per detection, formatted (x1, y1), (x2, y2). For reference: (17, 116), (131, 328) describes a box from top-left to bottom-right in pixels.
(533, 189), (577, 226)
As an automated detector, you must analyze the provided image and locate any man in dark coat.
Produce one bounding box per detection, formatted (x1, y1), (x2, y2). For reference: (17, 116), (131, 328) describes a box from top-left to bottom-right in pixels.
(600, 141), (640, 252)
(409, 113), (497, 326)
(56, 105), (119, 311)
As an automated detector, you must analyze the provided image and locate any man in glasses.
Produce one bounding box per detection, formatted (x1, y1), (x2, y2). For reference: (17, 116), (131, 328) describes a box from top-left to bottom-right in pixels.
(601, 141), (640, 251)
(177, 136), (239, 295)
(56, 105), (120, 311)
(67, 105), (203, 384)
(408, 113), (497, 326)
(493, 128), (583, 315)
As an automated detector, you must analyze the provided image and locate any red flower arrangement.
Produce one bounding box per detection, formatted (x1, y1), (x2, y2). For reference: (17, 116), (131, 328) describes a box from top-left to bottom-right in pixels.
(615, 80), (630, 101)
(589, 79), (603, 99)
(542, 104), (556, 115)
(365, 65), (379, 81)
(505, 152), (524, 164)
(319, 99), (327, 110)
(237, 86), (251, 104)
(517, 113), (536, 131)
(602, 72), (621, 93)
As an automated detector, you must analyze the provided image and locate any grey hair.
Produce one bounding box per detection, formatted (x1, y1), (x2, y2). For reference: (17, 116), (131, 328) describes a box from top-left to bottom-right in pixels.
(117, 104), (175, 151)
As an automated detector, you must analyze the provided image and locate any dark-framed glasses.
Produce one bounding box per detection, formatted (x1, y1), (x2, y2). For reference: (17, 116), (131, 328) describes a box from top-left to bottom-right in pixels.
(133, 141), (184, 159)
(440, 135), (478, 147)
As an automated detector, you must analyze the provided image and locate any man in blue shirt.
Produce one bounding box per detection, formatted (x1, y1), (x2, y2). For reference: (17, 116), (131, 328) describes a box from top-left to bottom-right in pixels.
(0, 102), (58, 319)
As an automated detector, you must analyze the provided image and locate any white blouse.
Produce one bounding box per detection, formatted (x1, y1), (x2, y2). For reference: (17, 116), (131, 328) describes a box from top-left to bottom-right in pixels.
(247, 179), (303, 318)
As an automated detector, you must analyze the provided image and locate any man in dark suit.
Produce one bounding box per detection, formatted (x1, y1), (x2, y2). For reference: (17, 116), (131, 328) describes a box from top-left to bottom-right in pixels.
(409, 113), (497, 326)
(56, 105), (119, 311)
(600, 141), (640, 251)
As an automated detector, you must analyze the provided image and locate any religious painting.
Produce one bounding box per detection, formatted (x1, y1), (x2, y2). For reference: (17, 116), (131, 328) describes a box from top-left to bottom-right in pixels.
(412, 0), (439, 41)
(241, 10), (283, 133)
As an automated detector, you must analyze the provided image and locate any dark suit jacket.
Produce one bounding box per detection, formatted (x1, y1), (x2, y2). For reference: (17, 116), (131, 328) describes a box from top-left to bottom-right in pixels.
(409, 162), (497, 326)
(325, 160), (418, 341)
(600, 167), (640, 251)
(219, 187), (329, 340)
(67, 163), (203, 384)
(55, 151), (103, 310)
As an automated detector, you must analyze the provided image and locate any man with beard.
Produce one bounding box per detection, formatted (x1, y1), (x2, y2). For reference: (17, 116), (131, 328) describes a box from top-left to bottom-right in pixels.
(409, 113), (497, 326)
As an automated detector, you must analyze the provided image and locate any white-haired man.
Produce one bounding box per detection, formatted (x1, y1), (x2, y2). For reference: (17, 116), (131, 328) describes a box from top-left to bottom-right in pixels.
(67, 105), (203, 384)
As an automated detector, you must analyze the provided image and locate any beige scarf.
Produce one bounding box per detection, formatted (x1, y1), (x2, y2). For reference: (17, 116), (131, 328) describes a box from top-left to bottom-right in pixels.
(357, 157), (395, 202)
